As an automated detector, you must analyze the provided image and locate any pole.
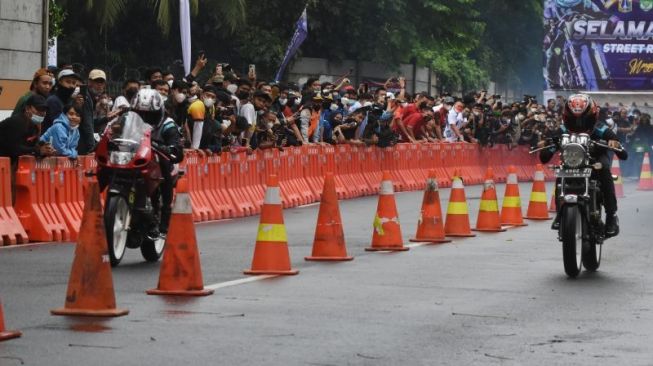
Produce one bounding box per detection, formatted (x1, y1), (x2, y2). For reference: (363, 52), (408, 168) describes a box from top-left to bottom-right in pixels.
(41, 0), (49, 68)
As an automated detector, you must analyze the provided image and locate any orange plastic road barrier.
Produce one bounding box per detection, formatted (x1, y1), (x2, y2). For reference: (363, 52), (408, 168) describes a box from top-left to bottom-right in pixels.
(473, 168), (506, 233)
(0, 158), (27, 245)
(0, 299), (21, 341)
(409, 170), (451, 244)
(244, 175), (298, 275)
(51, 181), (128, 317)
(444, 169), (476, 237)
(366, 171), (409, 252)
(148, 178), (214, 296)
(500, 166), (528, 227)
(637, 152), (653, 191)
(305, 173), (353, 261)
(14, 156), (69, 242)
(54, 158), (84, 240)
(525, 164), (551, 220)
(611, 155), (624, 198)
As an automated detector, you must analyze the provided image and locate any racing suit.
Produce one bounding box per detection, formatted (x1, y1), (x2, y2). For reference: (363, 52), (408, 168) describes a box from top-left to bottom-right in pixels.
(151, 117), (184, 235)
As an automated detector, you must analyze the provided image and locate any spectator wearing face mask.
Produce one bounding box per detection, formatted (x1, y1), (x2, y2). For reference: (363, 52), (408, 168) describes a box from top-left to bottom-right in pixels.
(112, 79), (141, 113)
(44, 69), (82, 132)
(0, 95), (56, 202)
(13, 68), (54, 117)
(40, 103), (81, 159)
(187, 85), (218, 149)
(152, 79), (170, 102)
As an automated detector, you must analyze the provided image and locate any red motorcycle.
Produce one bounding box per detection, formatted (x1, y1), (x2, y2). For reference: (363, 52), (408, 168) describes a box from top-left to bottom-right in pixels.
(95, 112), (173, 266)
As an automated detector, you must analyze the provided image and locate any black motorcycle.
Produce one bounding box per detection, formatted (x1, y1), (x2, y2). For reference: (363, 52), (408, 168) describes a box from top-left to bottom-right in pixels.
(532, 133), (623, 277)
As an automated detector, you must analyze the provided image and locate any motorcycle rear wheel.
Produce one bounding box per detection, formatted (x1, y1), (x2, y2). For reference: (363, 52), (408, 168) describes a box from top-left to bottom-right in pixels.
(582, 239), (602, 272)
(141, 237), (165, 262)
(561, 205), (583, 278)
(105, 195), (130, 267)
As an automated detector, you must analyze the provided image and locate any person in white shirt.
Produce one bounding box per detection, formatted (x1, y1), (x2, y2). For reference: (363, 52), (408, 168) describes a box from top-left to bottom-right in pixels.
(444, 101), (465, 142)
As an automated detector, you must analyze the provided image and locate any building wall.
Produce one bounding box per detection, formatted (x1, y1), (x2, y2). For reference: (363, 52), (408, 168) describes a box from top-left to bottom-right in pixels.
(0, 0), (44, 118)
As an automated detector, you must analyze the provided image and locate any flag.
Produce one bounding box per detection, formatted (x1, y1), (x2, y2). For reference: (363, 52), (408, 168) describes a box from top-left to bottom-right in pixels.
(274, 7), (308, 82)
(180, 0), (192, 76)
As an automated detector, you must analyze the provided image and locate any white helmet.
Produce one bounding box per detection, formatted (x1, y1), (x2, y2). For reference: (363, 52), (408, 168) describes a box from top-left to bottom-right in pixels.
(131, 88), (165, 125)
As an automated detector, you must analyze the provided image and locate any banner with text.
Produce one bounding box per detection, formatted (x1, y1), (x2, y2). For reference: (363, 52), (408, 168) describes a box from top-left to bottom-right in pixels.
(544, 0), (653, 91)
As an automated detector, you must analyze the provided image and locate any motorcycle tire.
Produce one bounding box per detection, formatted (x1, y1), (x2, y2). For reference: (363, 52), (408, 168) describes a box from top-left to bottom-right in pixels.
(105, 195), (130, 267)
(140, 237), (165, 263)
(582, 239), (602, 272)
(561, 205), (583, 278)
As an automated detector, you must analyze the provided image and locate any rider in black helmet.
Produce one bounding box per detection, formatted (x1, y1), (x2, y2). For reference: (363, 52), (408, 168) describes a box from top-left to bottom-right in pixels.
(538, 94), (627, 238)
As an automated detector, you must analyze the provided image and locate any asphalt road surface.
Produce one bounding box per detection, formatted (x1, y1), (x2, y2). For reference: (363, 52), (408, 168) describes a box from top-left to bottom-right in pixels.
(1, 181), (652, 365)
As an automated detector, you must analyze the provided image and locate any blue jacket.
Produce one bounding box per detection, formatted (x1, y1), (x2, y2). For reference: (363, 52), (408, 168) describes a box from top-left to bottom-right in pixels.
(40, 113), (80, 158)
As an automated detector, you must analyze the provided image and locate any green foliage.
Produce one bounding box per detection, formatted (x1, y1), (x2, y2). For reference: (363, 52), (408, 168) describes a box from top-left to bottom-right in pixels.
(54, 0), (543, 94)
(48, 0), (67, 42)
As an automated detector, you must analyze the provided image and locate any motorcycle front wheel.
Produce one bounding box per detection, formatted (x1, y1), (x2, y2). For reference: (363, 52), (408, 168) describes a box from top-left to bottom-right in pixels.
(561, 205), (583, 278)
(105, 195), (130, 267)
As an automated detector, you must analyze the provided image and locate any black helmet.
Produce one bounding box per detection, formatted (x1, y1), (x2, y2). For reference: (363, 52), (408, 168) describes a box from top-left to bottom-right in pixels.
(562, 94), (598, 133)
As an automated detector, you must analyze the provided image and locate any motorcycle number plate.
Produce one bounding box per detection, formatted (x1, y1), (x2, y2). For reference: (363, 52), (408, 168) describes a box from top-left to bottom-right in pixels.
(557, 168), (592, 178)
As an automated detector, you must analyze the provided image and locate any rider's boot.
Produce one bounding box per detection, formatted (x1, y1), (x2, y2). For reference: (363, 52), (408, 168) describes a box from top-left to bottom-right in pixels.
(605, 213), (619, 238)
(551, 211), (561, 230)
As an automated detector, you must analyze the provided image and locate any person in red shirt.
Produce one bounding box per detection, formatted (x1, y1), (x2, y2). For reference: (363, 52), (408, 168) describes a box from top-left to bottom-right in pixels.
(393, 104), (434, 143)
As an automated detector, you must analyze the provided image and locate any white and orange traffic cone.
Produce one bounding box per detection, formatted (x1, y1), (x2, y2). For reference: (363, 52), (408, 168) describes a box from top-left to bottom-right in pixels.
(474, 168), (506, 232)
(366, 171), (409, 251)
(147, 178), (214, 296)
(0, 299), (20, 342)
(611, 155), (625, 198)
(637, 152), (653, 191)
(244, 175), (299, 275)
(500, 166), (527, 227)
(525, 164), (551, 220)
(444, 169), (476, 237)
(306, 173), (354, 261)
(410, 170), (451, 243)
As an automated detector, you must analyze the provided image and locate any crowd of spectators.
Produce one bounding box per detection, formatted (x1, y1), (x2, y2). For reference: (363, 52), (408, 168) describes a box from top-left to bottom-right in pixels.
(1, 56), (652, 179)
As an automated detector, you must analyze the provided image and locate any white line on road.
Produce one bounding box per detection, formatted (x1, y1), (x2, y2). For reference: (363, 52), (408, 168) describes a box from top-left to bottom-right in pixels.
(205, 275), (279, 290)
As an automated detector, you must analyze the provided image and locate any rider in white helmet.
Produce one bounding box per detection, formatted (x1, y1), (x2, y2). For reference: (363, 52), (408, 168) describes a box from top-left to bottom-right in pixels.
(131, 88), (184, 239)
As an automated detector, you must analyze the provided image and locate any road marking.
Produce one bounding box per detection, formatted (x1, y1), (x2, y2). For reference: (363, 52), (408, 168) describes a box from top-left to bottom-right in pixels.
(205, 275), (278, 290)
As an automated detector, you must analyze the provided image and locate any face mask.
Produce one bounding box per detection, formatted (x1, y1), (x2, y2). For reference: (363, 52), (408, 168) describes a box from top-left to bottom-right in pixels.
(167, 80), (174, 88)
(125, 87), (139, 101)
(188, 95), (198, 103)
(267, 122), (274, 129)
(203, 98), (215, 108)
(322, 88), (332, 94)
(473, 111), (480, 117)
(227, 84), (238, 94)
(31, 114), (44, 124)
(341, 97), (350, 105)
(56, 85), (75, 101)
(107, 100), (114, 108)
(294, 97), (302, 105)
(313, 86), (321, 93)
(257, 110), (265, 116)
(174, 92), (186, 104)
(222, 119), (232, 129)
(278, 98), (288, 106)
(363, 101), (373, 108)
(161, 95), (168, 103)
(330, 104), (339, 112)
(71, 87), (80, 98)
(401, 102), (408, 108)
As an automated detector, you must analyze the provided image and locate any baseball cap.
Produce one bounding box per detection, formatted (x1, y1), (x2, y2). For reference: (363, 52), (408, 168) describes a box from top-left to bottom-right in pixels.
(25, 94), (48, 110)
(444, 96), (455, 105)
(57, 69), (82, 81)
(88, 69), (107, 81)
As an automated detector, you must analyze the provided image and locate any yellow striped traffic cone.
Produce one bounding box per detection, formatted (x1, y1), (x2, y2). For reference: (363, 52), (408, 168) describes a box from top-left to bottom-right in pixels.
(366, 171), (409, 251)
(525, 164), (551, 220)
(244, 175), (299, 275)
(474, 168), (506, 232)
(444, 169), (476, 237)
(500, 166), (527, 227)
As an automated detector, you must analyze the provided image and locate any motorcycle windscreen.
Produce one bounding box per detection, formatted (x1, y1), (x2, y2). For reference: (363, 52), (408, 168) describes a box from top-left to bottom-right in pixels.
(108, 112), (152, 152)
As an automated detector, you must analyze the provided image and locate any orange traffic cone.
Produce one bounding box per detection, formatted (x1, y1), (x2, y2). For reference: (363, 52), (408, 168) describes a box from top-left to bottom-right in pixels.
(549, 191), (557, 213)
(147, 178), (214, 296)
(366, 171), (409, 251)
(410, 170), (452, 243)
(244, 175), (299, 275)
(306, 173), (353, 261)
(611, 155), (625, 198)
(51, 181), (129, 317)
(525, 164), (551, 220)
(0, 299), (21, 341)
(500, 166), (527, 227)
(444, 170), (476, 237)
(637, 152), (653, 191)
(473, 168), (506, 232)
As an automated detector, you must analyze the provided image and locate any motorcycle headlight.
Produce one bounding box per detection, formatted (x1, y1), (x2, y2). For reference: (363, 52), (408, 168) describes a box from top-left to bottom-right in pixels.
(562, 143), (585, 168)
(109, 151), (135, 165)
